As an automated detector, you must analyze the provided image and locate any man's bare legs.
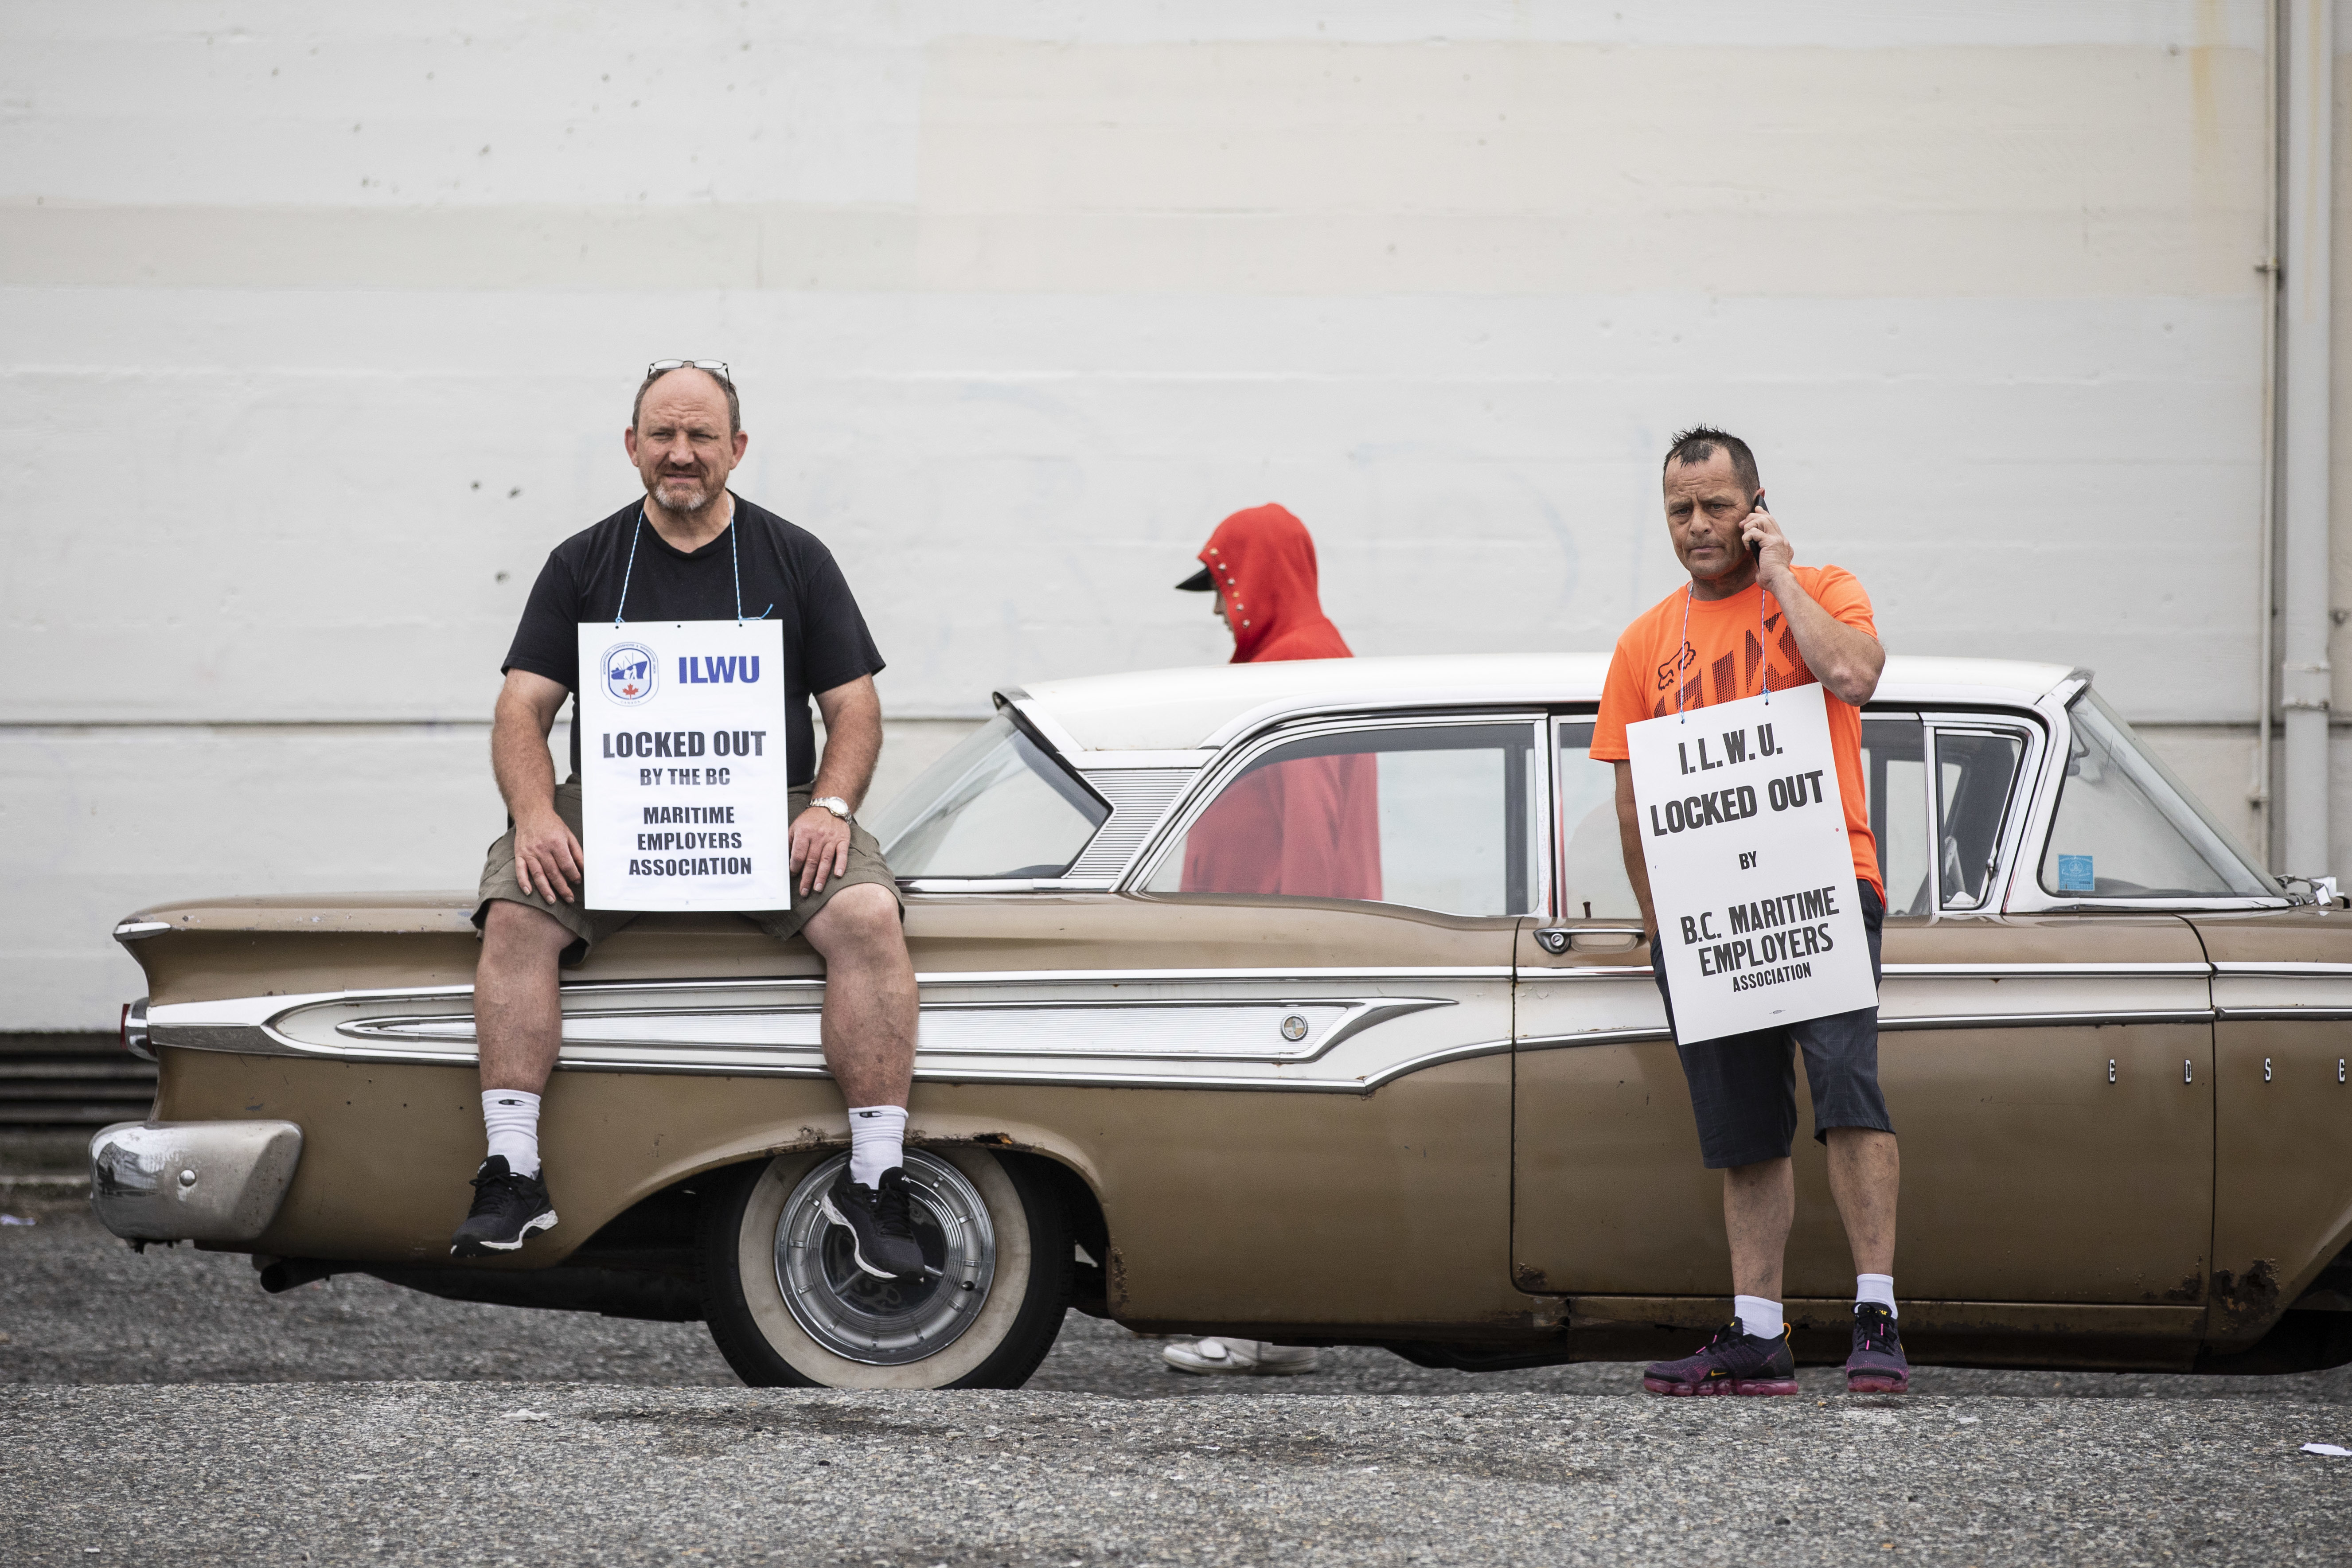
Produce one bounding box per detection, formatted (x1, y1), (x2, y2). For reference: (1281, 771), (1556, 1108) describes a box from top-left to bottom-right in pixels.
(475, 899), (573, 1094)
(800, 882), (927, 1280)
(473, 883), (916, 1112)
(1825, 1128), (1898, 1277)
(1723, 1127), (1900, 1300)
(800, 882), (919, 1108)
(1724, 1157), (1796, 1303)
(451, 899), (574, 1256)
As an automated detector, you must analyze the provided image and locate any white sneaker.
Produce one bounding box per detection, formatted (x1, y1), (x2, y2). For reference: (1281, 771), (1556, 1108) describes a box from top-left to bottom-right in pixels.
(1161, 1337), (1322, 1376)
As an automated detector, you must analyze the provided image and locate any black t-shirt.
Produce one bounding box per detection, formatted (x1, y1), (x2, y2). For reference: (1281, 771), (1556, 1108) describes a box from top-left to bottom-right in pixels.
(502, 495), (885, 784)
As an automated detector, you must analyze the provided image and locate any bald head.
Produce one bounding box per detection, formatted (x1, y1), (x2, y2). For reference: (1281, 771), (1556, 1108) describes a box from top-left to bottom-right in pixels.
(632, 365), (740, 437)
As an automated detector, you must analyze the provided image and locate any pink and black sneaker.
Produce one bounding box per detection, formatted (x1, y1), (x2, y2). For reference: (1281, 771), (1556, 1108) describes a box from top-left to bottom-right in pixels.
(1641, 1319), (1799, 1397)
(1845, 1303), (1911, 1393)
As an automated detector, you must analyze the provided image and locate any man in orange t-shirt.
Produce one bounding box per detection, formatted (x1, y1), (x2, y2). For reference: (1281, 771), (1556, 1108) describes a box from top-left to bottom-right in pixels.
(1590, 426), (1908, 1399)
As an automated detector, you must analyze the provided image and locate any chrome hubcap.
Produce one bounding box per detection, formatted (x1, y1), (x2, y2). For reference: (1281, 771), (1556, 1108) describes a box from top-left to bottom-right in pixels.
(773, 1150), (998, 1365)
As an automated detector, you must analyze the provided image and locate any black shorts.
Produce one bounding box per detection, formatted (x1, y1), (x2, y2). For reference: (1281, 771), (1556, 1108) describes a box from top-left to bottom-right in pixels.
(1650, 883), (1890, 1170)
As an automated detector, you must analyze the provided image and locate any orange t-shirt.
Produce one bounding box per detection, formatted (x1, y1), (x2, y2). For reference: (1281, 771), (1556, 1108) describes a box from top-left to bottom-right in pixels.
(1591, 566), (1882, 899)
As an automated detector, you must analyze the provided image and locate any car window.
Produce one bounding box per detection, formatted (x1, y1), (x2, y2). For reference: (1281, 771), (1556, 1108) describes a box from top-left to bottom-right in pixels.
(1861, 717), (1931, 916)
(866, 714), (1110, 879)
(1554, 722), (1640, 920)
(2038, 691), (2274, 899)
(1935, 729), (2024, 910)
(1145, 722), (1540, 916)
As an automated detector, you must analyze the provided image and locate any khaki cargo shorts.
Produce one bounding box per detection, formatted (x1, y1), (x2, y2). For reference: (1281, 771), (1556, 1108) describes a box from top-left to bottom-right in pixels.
(472, 777), (902, 967)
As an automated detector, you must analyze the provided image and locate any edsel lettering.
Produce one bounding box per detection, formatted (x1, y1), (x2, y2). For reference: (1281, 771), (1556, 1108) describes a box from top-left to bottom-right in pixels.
(1648, 784), (1759, 836)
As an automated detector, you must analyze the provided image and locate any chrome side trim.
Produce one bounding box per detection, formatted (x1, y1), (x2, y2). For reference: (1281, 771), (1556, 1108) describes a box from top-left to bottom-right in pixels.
(111, 921), (174, 944)
(1514, 1008), (2216, 1051)
(1514, 1028), (1675, 1052)
(1880, 1009), (2215, 1032)
(332, 995), (1455, 1067)
(2212, 960), (2352, 976)
(144, 978), (1502, 1095)
(1880, 962), (2215, 979)
(2213, 1008), (2352, 1021)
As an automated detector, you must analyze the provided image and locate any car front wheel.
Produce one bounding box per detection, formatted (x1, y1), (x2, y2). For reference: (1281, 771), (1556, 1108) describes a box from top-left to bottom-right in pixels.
(698, 1147), (1072, 1389)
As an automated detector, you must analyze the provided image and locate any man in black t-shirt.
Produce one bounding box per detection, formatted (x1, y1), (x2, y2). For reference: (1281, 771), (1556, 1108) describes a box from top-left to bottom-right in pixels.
(450, 362), (926, 1283)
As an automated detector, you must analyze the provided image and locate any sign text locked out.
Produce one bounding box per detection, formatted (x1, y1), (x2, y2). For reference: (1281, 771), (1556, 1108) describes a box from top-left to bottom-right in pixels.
(1624, 684), (1877, 1045)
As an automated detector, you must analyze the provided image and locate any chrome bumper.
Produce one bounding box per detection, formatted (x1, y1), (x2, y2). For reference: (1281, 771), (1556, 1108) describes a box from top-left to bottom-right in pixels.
(89, 1120), (304, 1244)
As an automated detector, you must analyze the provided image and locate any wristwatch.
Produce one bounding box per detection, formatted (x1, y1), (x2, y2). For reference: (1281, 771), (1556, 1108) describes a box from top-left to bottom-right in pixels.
(810, 796), (854, 823)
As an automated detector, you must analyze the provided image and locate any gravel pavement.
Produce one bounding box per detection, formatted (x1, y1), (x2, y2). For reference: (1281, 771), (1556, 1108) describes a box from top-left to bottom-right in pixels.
(7, 1192), (2352, 1564)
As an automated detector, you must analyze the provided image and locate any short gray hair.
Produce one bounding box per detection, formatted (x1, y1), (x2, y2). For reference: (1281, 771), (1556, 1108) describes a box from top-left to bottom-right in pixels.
(632, 365), (740, 436)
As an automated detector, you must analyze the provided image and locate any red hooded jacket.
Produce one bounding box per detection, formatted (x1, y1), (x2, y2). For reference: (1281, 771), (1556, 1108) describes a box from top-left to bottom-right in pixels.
(1179, 505), (1381, 901)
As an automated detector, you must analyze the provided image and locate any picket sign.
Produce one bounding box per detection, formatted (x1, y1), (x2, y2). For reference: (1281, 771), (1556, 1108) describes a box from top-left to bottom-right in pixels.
(1624, 682), (1877, 1045)
(575, 620), (790, 912)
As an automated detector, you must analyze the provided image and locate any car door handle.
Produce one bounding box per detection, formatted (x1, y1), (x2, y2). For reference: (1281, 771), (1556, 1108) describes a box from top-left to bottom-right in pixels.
(1533, 926), (1647, 956)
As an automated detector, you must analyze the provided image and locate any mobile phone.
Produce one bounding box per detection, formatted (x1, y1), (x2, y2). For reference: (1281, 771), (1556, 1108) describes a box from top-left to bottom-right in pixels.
(1745, 490), (1766, 558)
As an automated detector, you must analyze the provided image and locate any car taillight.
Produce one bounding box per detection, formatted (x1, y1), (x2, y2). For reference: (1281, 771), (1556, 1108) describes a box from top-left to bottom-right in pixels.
(120, 998), (154, 1062)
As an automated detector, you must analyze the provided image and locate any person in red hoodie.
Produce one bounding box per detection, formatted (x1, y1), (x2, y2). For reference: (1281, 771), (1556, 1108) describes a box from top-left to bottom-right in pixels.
(1159, 503), (1374, 1378)
(1173, 503), (1381, 903)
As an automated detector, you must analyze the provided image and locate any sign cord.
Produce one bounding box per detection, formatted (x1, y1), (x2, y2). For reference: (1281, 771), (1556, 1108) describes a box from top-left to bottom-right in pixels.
(613, 514), (645, 626)
(1676, 574), (1774, 725)
(730, 522), (773, 622)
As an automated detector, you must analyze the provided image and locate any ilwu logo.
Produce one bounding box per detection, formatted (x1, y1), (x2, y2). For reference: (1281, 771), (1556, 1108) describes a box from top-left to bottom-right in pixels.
(602, 642), (658, 705)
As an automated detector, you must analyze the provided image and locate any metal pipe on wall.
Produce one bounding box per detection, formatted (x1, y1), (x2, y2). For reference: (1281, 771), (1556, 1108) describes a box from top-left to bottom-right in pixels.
(2279, 0), (2334, 880)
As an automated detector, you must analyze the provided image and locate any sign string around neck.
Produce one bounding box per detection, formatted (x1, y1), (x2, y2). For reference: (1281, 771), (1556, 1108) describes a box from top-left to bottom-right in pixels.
(1674, 575), (1772, 727)
(612, 506), (773, 626)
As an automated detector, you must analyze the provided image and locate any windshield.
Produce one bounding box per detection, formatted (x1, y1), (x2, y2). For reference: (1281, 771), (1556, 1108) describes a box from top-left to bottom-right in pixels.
(2037, 690), (2275, 900)
(865, 714), (1109, 880)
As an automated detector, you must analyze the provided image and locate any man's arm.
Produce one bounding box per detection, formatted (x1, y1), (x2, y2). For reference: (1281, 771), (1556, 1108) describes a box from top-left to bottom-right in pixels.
(1742, 508), (1884, 705)
(490, 668), (583, 902)
(1613, 761), (1659, 940)
(793, 675), (884, 895)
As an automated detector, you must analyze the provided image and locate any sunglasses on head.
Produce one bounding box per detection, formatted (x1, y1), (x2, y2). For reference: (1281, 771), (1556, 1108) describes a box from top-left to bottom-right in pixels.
(646, 359), (733, 386)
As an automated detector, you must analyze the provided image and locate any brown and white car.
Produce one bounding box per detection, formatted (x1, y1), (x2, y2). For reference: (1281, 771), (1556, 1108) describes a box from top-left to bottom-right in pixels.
(97, 654), (2352, 1387)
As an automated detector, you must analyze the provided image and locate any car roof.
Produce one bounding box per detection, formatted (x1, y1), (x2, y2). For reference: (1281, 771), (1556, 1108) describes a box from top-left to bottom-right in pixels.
(1007, 653), (2078, 755)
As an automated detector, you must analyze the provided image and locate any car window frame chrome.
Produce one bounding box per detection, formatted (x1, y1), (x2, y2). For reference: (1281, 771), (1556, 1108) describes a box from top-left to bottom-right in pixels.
(1917, 710), (2046, 917)
(1119, 707), (1555, 920)
(878, 701), (1123, 896)
(2001, 676), (2295, 915)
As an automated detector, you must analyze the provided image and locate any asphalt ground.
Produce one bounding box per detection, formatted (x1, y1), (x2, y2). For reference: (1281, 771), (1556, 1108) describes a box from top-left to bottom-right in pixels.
(6, 1191), (2352, 1565)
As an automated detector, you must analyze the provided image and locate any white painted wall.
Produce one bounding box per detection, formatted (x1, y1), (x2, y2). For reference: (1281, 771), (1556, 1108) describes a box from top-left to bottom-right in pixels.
(0, 3), (2322, 1026)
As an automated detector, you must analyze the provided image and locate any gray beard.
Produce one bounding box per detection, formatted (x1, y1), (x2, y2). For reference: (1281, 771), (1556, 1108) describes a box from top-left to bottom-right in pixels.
(650, 477), (714, 515)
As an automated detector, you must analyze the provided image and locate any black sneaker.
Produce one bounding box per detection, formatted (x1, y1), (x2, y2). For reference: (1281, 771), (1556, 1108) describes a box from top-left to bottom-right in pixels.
(821, 1166), (927, 1281)
(449, 1156), (558, 1257)
(1642, 1319), (1799, 1397)
(1845, 1303), (1911, 1393)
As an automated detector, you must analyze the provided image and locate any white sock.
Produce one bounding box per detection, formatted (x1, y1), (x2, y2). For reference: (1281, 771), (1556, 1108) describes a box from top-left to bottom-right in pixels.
(1734, 1294), (1785, 1339)
(847, 1105), (907, 1187)
(481, 1090), (541, 1178)
(1857, 1273), (1898, 1318)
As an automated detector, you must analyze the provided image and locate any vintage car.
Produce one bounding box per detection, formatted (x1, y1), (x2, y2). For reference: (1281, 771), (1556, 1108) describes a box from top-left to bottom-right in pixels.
(95, 654), (2352, 1388)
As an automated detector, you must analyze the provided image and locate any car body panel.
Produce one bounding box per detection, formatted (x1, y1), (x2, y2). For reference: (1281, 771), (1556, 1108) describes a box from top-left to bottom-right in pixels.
(1512, 914), (2215, 1312)
(2187, 908), (2352, 1345)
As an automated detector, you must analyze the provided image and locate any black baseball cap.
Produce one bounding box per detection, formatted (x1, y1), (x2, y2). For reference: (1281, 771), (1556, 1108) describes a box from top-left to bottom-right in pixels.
(1176, 566), (1213, 591)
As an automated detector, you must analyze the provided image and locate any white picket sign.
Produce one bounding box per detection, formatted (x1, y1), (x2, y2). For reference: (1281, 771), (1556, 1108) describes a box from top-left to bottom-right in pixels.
(1624, 683), (1878, 1045)
(575, 619), (791, 912)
